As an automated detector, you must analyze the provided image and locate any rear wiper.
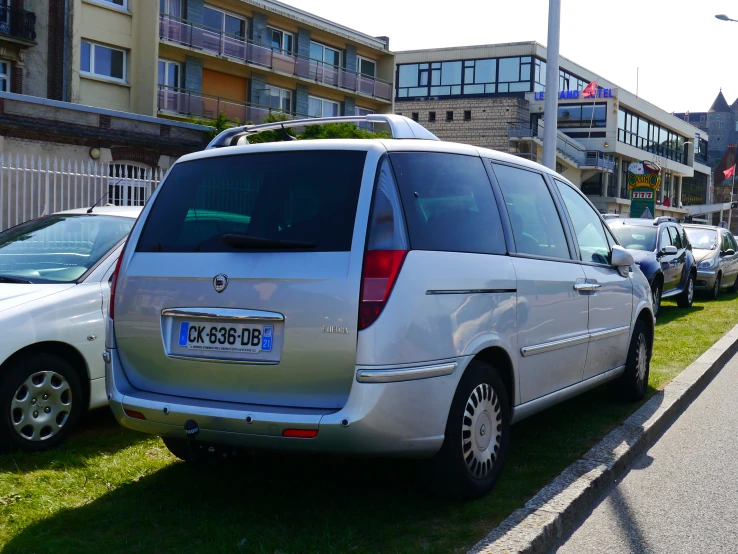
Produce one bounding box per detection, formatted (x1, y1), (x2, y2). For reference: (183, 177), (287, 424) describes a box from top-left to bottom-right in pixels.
(0, 275), (33, 284)
(221, 233), (316, 249)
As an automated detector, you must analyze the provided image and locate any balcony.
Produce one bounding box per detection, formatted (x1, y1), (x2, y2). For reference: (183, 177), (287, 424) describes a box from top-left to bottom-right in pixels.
(158, 86), (306, 125)
(0, 6), (36, 43)
(159, 14), (392, 102)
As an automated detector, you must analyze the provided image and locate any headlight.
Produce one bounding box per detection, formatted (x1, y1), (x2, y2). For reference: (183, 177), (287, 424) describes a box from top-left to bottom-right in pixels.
(699, 258), (716, 269)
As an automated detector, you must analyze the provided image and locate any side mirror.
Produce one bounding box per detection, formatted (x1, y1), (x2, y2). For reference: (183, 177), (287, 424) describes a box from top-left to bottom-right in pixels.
(611, 245), (634, 268)
(661, 245), (678, 255)
(722, 248), (736, 257)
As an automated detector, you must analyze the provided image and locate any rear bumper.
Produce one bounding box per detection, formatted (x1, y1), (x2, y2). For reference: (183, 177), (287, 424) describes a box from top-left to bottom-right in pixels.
(105, 348), (464, 458)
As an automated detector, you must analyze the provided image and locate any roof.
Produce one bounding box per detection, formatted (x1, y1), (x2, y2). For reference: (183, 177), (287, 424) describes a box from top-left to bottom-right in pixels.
(709, 91), (732, 113)
(731, 97), (738, 111)
(56, 206), (143, 218)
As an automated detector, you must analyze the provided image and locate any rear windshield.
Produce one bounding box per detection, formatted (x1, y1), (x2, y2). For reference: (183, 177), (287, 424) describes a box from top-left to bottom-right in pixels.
(136, 151), (367, 253)
(609, 224), (657, 251)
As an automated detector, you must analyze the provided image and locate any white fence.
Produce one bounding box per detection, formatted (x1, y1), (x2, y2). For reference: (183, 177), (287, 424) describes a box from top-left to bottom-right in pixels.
(0, 155), (164, 231)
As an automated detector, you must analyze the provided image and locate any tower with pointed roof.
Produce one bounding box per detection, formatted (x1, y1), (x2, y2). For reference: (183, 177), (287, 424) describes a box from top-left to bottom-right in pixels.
(707, 89), (736, 158)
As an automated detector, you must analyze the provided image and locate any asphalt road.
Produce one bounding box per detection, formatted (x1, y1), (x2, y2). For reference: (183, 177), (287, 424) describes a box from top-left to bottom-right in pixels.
(554, 352), (738, 554)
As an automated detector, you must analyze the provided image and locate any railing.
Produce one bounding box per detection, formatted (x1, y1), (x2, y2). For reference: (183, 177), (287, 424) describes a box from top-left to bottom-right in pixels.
(507, 123), (615, 171)
(157, 85), (306, 124)
(159, 14), (392, 102)
(0, 155), (163, 231)
(0, 6), (36, 42)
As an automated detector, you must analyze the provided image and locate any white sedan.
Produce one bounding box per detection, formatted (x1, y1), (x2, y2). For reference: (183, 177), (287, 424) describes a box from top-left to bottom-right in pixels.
(0, 206), (141, 451)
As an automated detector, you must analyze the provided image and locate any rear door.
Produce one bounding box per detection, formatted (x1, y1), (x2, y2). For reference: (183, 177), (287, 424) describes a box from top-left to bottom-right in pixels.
(114, 145), (380, 409)
(725, 232), (738, 286)
(492, 163), (588, 403)
(554, 180), (632, 380)
(658, 226), (679, 292)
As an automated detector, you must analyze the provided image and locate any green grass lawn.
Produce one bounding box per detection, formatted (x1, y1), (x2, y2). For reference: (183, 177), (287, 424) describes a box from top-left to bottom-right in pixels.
(2, 293), (737, 554)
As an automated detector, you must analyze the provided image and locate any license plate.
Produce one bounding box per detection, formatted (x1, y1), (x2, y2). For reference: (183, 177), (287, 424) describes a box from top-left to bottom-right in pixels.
(177, 322), (273, 354)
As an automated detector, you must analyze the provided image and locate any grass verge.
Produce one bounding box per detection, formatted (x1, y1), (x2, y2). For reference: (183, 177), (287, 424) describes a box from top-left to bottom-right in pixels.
(1, 294), (737, 553)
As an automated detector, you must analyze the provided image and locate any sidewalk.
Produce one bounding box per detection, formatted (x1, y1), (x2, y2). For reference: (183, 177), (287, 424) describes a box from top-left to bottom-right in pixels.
(554, 352), (738, 553)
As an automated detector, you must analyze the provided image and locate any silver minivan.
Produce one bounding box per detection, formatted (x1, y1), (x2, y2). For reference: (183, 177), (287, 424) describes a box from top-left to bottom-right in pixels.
(106, 115), (654, 499)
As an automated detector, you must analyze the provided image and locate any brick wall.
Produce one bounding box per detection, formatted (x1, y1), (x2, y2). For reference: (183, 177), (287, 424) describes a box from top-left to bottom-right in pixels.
(395, 96), (530, 152)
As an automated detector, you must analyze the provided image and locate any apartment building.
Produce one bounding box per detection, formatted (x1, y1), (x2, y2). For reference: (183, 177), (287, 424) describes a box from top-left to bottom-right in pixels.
(69, 0), (394, 123)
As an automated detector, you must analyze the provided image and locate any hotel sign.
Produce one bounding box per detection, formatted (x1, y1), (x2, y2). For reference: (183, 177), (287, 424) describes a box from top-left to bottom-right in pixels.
(628, 161), (662, 218)
(533, 88), (615, 101)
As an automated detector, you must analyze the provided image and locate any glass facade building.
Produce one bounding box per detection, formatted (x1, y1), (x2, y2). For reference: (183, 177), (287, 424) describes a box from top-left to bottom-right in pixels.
(396, 56), (589, 100)
(617, 108), (689, 164)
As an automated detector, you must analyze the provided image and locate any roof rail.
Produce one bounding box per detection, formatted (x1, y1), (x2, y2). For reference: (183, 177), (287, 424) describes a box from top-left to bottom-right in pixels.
(654, 216), (678, 225)
(206, 114), (440, 149)
(602, 213), (620, 219)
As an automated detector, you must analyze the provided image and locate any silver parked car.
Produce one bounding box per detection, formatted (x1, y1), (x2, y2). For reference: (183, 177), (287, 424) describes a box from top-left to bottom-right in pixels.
(0, 206), (141, 451)
(105, 115), (654, 499)
(683, 224), (738, 298)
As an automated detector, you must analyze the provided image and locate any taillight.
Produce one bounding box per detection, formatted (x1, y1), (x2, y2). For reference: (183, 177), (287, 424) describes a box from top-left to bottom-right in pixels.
(359, 158), (409, 331)
(109, 241), (127, 320)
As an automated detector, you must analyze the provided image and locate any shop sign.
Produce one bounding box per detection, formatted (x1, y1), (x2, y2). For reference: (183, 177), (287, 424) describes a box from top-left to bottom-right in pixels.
(628, 161), (662, 218)
(533, 88), (614, 101)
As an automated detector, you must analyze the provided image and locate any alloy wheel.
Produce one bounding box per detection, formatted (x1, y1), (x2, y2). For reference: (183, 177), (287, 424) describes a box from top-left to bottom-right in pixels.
(652, 285), (661, 315)
(635, 332), (648, 391)
(688, 278), (694, 304)
(461, 383), (502, 479)
(10, 371), (72, 442)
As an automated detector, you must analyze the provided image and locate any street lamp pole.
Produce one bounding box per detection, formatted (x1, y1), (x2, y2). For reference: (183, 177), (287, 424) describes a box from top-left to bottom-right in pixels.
(715, 15), (738, 229)
(542, 0), (561, 170)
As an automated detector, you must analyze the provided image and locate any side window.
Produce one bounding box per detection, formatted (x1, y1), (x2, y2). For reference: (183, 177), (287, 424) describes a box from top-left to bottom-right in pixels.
(659, 228), (671, 251)
(555, 180), (611, 264)
(493, 164), (570, 259)
(722, 232), (732, 252)
(728, 233), (738, 251)
(681, 227), (690, 249)
(669, 227), (683, 249)
(390, 152), (506, 255)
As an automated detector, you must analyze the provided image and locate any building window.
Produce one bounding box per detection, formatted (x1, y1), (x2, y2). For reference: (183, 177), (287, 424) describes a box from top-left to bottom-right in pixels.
(267, 27), (293, 53)
(109, 163), (151, 207)
(81, 41), (126, 82)
(263, 84), (293, 112)
(446, 111), (454, 121)
(700, 115), (706, 122)
(617, 107), (688, 164)
(357, 106), (374, 130)
(158, 59), (180, 89)
(159, 0), (182, 16)
(96, 0), (127, 7)
(411, 112), (419, 122)
(310, 41), (341, 68)
(555, 103), (607, 128)
(203, 5), (247, 38)
(358, 56), (376, 78)
(720, 121), (726, 129)
(429, 111), (436, 122)
(464, 110), (471, 121)
(308, 95), (339, 118)
(0, 61), (9, 92)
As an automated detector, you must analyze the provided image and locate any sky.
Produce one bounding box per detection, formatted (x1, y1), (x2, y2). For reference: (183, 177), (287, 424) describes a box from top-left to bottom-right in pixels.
(278, 0), (736, 113)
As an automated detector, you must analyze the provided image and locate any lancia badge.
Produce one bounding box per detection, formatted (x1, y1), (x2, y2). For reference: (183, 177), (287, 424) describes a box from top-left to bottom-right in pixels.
(213, 274), (228, 293)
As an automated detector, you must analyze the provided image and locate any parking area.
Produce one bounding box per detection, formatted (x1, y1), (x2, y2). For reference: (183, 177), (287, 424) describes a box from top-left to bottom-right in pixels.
(2, 293), (736, 553)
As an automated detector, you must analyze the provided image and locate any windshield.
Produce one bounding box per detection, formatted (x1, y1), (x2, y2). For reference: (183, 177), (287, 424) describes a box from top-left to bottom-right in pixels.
(684, 227), (718, 250)
(609, 224), (658, 251)
(0, 215), (134, 283)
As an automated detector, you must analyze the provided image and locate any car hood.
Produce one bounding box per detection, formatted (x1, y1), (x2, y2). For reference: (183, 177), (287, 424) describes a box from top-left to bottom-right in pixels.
(627, 250), (654, 264)
(692, 249), (717, 264)
(0, 283), (77, 313)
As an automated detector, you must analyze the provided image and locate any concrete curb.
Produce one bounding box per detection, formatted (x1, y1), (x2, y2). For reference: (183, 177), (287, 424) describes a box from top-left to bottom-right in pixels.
(468, 324), (738, 554)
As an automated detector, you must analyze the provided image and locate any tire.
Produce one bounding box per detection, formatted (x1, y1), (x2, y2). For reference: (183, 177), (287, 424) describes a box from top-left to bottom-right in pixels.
(615, 321), (651, 401)
(426, 360), (511, 500)
(677, 273), (695, 308)
(730, 275), (738, 294)
(710, 273), (722, 300)
(0, 353), (83, 453)
(651, 279), (662, 317)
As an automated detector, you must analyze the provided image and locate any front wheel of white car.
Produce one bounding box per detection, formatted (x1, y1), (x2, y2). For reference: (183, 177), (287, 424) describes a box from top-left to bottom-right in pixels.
(426, 360), (511, 500)
(0, 353), (83, 453)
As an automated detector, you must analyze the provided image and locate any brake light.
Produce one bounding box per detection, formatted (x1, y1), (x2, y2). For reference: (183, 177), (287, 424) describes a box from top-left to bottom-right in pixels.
(282, 429), (318, 438)
(108, 241), (127, 320)
(359, 250), (407, 330)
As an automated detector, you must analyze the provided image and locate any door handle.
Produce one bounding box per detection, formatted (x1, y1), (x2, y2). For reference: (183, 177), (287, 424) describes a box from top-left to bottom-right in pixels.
(574, 282), (601, 292)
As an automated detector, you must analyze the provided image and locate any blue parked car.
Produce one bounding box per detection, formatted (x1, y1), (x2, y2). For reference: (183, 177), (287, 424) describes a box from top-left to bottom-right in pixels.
(607, 216), (696, 316)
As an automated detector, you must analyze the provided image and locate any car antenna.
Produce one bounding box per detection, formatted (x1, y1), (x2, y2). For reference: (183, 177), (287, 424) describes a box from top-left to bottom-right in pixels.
(87, 176), (124, 213)
(280, 123), (297, 141)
